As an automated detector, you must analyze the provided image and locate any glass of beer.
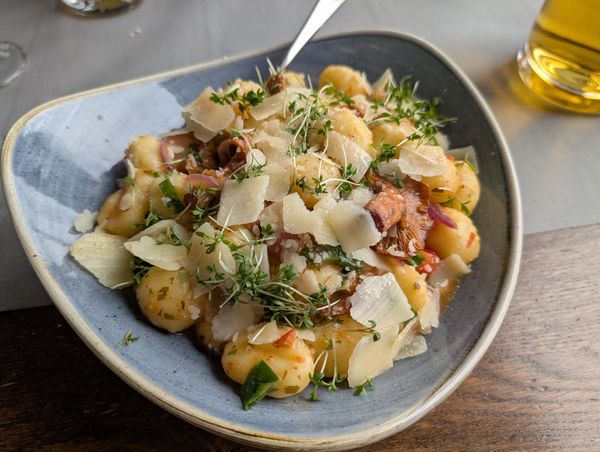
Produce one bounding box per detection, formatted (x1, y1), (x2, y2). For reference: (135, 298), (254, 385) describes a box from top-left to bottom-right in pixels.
(517, 0), (600, 114)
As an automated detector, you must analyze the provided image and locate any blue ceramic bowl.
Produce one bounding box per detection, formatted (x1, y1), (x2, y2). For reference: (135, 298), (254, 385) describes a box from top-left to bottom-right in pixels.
(2, 32), (522, 450)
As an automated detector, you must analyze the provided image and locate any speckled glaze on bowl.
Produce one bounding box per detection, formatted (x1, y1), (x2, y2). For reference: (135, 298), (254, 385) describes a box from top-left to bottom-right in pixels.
(2, 32), (522, 450)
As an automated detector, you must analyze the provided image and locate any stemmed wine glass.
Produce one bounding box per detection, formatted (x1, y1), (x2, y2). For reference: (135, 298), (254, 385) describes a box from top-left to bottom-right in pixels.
(0, 41), (26, 88)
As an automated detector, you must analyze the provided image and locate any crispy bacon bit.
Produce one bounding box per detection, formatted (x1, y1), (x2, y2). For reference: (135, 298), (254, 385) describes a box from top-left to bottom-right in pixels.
(266, 73), (286, 94)
(274, 329), (296, 348)
(467, 232), (476, 248)
(216, 136), (250, 176)
(367, 173), (432, 258)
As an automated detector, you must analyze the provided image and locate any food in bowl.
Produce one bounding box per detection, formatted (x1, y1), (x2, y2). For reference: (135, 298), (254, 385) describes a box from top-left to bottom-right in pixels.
(70, 64), (481, 409)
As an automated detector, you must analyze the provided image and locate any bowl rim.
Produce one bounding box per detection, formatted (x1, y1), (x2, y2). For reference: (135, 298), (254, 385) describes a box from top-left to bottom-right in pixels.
(1, 30), (522, 450)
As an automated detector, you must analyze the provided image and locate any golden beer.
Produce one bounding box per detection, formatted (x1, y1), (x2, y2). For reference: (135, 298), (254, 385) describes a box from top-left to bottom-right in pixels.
(517, 0), (600, 114)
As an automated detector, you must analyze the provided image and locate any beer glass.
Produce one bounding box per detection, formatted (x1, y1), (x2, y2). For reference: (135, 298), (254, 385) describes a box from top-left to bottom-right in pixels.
(517, 0), (600, 114)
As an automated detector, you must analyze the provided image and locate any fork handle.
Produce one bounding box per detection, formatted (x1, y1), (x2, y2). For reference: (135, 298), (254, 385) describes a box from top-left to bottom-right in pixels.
(279, 0), (347, 71)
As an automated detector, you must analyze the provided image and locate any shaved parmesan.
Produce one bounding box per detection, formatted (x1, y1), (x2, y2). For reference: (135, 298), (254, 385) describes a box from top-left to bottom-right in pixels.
(70, 231), (132, 288)
(282, 193), (338, 246)
(313, 194), (338, 213)
(296, 329), (316, 342)
(129, 219), (190, 243)
(250, 88), (311, 121)
(255, 136), (293, 167)
(398, 142), (449, 177)
(392, 318), (417, 358)
(281, 250), (306, 273)
(349, 273), (413, 328)
(254, 244), (270, 279)
(428, 254), (471, 287)
(216, 175), (269, 226)
(419, 287), (440, 333)
(259, 201), (283, 233)
(327, 201), (380, 253)
(326, 131), (372, 182)
(347, 325), (399, 388)
(377, 159), (405, 180)
(248, 320), (290, 345)
(74, 209), (97, 233)
(185, 223), (235, 280)
(124, 236), (187, 271)
(182, 87), (235, 142)
(295, 269), (320, 294)
(447, 145), (479, 173)
(347, 187), (374, 207)
(212, 303), (256, 342)
(372, 68), (395, 99)
(351, 248), (391, 271)
(395, 335), (427, 360)
(263, 161), (292, 202)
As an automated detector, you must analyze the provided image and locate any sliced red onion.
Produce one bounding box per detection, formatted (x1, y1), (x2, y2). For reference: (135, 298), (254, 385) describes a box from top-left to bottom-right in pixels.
(159, 138), (174, 166)
(428, 203), (457, 229)
(187, 172), (222, 189)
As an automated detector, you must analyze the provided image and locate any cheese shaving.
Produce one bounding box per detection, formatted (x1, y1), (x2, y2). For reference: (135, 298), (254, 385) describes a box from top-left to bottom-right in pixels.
(327, 201), (381, 253)
(212, 303), (256, 342)
(326, 131), (372, 182)
(349, 273), (413, 328)
(70, 231), (132, 288)
(282, 193), (338, 246)
(398, 141), (449, 177)
(347, 324), (399, 388)
(182, 87), (235, 142)
(216, 175), (269, 226)
(74, 209), (97, 233)
(124, 236), (187, 271)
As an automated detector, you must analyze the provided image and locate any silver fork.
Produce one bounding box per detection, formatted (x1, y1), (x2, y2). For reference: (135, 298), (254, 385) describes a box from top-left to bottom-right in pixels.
(278, 0), (347, 71)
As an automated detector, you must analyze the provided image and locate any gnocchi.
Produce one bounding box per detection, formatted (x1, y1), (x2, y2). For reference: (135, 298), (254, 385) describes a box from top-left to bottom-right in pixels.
(71, 65), (482, 409)
(426, 207), (481, 264)
(222, 329), (314, 398)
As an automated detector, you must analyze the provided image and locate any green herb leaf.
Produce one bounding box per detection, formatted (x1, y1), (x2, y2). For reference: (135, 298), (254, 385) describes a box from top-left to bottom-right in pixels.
(353, 378), (373, 396)
(130, 257), (151, 285)
(118, 330), (139, 348)
(240, 360), (279, 410)
(405, 253), (425, 267)
(159, 178), (185, 213)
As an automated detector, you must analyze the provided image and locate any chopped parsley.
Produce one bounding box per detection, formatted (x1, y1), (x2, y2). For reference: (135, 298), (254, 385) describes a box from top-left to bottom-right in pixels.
(405, 252), (425, 267)
(440, 197), (471, 215)
(159, 178), (185, 213)
(118, 330), (139, 348)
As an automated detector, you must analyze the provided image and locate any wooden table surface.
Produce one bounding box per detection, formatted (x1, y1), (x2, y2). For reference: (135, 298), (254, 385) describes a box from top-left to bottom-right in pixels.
(2, 223), (599, 451)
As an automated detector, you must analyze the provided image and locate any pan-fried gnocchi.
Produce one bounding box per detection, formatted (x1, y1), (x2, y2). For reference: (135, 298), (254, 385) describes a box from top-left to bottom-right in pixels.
(70, 64), (482, 409)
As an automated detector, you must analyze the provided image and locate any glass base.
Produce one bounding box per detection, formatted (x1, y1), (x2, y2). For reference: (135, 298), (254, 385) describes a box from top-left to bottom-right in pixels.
(517, 45), (600, 115)
(0, 41), (27, 88)
(60, 0), (142, 16)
